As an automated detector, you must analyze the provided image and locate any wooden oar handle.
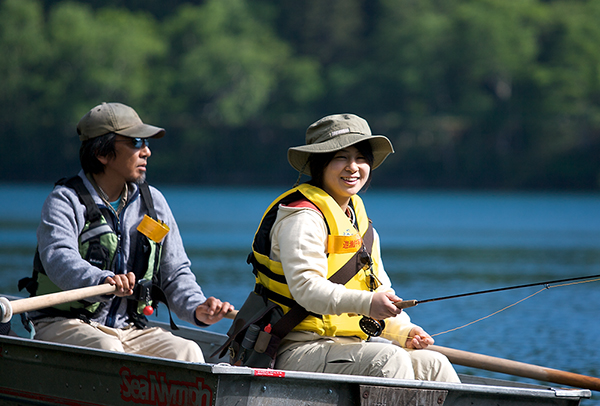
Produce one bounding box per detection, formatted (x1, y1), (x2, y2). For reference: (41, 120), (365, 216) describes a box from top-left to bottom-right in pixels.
(429, 344), (600, 392)
(225, 309), (238, 320)
(394, 299), (418, 309)
(1, 284), (118, 323)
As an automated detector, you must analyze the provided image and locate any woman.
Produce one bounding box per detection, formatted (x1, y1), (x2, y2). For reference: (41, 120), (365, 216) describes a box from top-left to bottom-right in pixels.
(249, 114), (459, 381)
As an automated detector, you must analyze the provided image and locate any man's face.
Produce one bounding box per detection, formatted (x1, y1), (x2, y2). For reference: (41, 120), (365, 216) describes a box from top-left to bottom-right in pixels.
(101, 135), (151, 184)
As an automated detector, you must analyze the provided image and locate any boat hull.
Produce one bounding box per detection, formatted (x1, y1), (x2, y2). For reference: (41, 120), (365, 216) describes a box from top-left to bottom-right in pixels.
(0, 324), (590, 406)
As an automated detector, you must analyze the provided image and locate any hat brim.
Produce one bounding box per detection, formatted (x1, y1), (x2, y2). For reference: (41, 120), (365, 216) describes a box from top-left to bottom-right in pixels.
(116, 123), (165, 139)
(288, 133), (394, 175)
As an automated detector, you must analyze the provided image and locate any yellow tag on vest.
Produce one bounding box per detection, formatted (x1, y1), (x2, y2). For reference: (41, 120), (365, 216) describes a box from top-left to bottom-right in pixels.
(137, 215), (170, 243)
(327, 233), (363, 254)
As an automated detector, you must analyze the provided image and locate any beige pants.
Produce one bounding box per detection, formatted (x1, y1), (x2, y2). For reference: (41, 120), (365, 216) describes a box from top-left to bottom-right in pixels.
(275, 336), (460, 382)
(34, 318), (204, 362)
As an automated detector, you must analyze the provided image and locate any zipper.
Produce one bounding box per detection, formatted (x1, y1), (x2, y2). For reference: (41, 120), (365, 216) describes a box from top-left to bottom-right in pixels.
(105, 204), (123, 328)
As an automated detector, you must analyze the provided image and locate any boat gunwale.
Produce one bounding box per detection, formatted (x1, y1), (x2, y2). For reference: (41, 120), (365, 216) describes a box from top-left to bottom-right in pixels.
(0, 331), (591, 401)
(209, 361), (591, 399)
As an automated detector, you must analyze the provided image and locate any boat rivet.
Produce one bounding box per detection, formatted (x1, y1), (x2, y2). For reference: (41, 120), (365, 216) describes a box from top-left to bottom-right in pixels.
(34, 354), (39, 359)
(362, 390), (369, 399)
(261, 385), (267, 392)
(328, 389), (333, 394)
(437, 395), (444, 404)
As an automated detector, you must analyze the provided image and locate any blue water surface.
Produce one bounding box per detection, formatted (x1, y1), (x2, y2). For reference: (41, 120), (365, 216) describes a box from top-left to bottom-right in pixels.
(1, 183), (599, 403)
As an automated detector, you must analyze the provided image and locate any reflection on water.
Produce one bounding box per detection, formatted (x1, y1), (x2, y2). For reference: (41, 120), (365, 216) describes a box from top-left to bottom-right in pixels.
(1, 184), (599, 403)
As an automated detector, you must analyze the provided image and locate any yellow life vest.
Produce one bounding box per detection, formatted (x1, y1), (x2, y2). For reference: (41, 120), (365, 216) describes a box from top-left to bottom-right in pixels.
(250, 183), (382, 339)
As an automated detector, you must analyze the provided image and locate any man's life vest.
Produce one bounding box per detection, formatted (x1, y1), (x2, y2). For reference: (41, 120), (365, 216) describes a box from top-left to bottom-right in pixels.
(248, 183), (382, 340)
(19, 176), (164, 327)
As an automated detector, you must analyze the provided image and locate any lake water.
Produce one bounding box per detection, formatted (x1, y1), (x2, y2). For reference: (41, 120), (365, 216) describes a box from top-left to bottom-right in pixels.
(1, 183), (599, 403)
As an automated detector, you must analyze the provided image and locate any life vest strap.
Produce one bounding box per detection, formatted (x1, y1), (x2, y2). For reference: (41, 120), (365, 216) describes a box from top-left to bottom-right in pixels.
(247, 253), (287, 284)
(59, 176), (103, 223)
(138, 182), (157, 220)
(254, 283), (308, 314)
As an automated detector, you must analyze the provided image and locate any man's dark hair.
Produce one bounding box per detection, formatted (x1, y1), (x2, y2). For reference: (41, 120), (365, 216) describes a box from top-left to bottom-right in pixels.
(308, 140), (374, 191)
(79, 133), (117, 174)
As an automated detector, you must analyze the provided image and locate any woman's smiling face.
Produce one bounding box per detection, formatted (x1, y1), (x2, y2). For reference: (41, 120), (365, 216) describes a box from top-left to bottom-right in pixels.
(322, 145), (371, 209)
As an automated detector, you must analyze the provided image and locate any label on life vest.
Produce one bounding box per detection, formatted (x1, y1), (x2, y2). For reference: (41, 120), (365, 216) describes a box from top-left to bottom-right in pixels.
(327, 233), (362, 254)
(137, 215), (170, 243)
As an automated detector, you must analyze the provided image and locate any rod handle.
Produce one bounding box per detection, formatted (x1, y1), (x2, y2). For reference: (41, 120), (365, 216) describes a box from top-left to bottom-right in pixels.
(394, 299), (418, 309)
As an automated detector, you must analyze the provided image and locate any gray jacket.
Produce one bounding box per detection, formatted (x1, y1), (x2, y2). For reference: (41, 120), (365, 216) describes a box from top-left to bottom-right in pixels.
(35, 170), (207, 328)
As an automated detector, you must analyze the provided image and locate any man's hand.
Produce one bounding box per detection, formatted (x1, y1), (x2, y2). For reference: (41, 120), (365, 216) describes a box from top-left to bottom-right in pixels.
(104, 272), (136, 297)
(405, 326), (434, 349)
(195, 297), (234, 325)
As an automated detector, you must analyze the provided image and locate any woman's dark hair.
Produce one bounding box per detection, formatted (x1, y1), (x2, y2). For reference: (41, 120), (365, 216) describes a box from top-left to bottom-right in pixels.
(79, 133), (117, 174)
(308, 140), (374, 190)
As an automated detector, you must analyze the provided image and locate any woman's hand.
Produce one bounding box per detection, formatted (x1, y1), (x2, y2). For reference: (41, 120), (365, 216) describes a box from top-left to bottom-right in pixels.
(369, 291), (403, 320)
(405, 326), (434, 349)
(195, 297), (235, 325)
(105, 272), (136, 297)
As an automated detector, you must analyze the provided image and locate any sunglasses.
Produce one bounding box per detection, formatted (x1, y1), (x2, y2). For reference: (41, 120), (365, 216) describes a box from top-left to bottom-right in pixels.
(115, 137), (150, 149)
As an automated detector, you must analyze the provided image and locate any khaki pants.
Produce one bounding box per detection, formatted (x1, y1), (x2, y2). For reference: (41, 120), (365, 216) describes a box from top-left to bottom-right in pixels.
(34, 318), (204, 363)
(275, 336), (460, 382)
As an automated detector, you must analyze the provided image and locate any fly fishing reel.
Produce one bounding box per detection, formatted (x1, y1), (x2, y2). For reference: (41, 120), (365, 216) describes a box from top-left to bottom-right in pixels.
(357, 247), (387, 337)
(359, 316), (385, 337)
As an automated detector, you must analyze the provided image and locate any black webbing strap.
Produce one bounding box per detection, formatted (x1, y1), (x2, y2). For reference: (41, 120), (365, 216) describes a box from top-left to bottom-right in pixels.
(62, 176), (103, 223)
(254, 283), (297, 310)
(248, 254), (287, 284)
(137, 182), (157, 220)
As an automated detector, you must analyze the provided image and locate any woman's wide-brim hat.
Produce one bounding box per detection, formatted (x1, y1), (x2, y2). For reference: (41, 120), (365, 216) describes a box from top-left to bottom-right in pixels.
(288, 114), (394, 176)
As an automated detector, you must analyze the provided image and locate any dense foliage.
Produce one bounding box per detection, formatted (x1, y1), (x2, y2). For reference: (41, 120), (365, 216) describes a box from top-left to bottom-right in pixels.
(1, 0), (599, 189)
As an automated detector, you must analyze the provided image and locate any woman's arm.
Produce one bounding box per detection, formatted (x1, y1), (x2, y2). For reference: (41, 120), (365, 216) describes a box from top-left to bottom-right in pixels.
(272, 206), (374, 316)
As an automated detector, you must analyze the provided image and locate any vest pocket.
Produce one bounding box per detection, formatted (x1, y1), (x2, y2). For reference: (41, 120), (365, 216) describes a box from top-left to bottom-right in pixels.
(85, 241), (111, 270)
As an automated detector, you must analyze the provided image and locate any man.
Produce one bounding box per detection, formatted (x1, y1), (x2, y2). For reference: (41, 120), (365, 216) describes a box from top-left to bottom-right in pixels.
(20, 102), (233, 362)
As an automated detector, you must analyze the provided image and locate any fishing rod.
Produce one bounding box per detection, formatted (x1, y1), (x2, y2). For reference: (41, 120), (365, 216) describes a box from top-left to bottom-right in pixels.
(394, 273), (600, 309)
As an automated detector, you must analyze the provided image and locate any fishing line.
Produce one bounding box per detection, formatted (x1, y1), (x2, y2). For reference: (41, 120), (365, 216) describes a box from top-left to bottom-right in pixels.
(429, 277), (600, 338)
(381, 276), (600, 343)
(430, 287), (547, 337)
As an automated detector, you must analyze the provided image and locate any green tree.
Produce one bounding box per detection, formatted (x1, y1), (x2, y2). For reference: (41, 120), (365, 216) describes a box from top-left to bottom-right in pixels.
(150, 0), (322, 184)
(0, 0), (167, 180)
(45, 1), (166, 131)
(359, 0), (600, 189)
(516, 0), (600, 187)
(0, 0), (53, 179)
